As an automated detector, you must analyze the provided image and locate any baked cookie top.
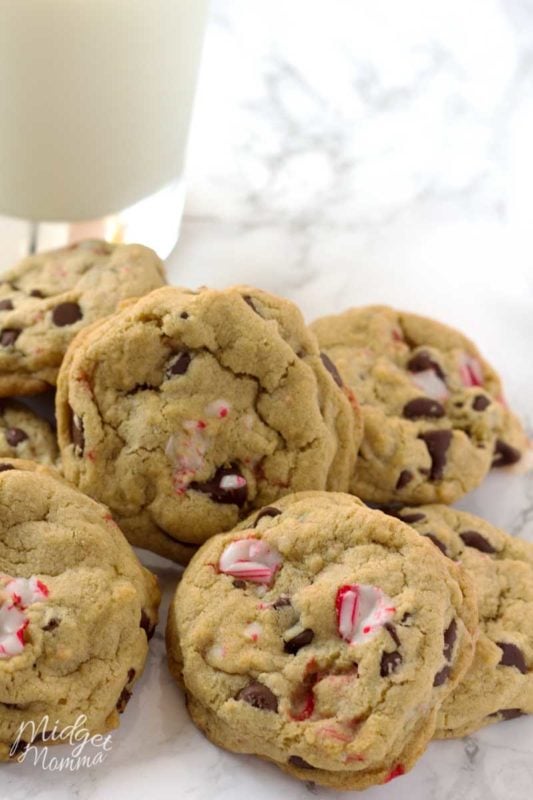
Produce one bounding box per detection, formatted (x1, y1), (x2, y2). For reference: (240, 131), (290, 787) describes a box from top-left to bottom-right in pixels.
(0, 459), (160, 761)
(397, 503), (533, 738)
(167, 492), (477, 790)
(56, 286), (361, 563)
(0, 400), (57, 465)
(0, 240), (166, 396)
(311, 305), (526, 505)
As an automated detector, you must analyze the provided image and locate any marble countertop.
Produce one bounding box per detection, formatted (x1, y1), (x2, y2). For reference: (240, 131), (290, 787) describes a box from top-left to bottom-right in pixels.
(4, 1), (533, 798)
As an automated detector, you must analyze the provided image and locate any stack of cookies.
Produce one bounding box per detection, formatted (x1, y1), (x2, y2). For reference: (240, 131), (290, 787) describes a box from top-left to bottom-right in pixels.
(0, 241), (531, 791)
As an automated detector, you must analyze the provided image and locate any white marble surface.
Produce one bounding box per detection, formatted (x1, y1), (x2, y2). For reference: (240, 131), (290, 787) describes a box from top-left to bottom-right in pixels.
(4, 0), (533, 798)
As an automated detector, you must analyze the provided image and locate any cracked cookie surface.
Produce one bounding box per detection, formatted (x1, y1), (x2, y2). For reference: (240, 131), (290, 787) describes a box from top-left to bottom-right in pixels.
(0, 240), (166, 396)
(0, 459), (160, 761)
(397, 503), (533, 738)
(167, 492), (477, 790)
(0, 400), (57, 465)
(56, 286), (361, 563)
(311, 305), (527, 505)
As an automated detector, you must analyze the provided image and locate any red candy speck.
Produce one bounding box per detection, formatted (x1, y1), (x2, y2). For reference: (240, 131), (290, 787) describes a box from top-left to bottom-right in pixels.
(291, 692), (315, 722)
(36, 580), (49, 597)
(363, 625), (371, 634)
(384, 764), (405, 783)
(196, 420), (207, 430)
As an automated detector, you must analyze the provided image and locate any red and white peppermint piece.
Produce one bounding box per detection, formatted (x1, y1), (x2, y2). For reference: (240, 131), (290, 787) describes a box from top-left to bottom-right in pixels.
(336, 584), (395, 645)
(205, 399), (231, 419)
(219, 538), (282, 584)
(166, 420), (209, 493)
(0, 575), (49, 659)
(459, 354), (483, 388)
(219, 474), (247, 491)
(410, 369), (449, 401)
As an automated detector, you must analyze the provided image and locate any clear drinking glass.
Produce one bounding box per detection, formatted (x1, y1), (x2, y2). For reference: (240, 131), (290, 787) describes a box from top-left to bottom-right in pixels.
(0, 0), (209, 268)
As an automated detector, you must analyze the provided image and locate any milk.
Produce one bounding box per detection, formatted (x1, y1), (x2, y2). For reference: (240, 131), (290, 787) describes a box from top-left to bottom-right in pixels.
(0, 0), (209, 222)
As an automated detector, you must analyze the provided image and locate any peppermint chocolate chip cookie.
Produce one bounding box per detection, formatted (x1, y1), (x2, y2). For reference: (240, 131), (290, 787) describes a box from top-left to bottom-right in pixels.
(397, 504), (533, 738)
(311, 305), (527, 505)
(0, 240), (166, 396)
(0, 459), (160, 761)
(167, 492), (477, 790)
(56, 286), (361, 563)
(0, 399), (57, 465)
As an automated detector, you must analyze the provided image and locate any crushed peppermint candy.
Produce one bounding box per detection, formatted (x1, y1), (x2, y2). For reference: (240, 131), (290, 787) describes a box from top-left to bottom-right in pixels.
(219, 538), (282, 584)
(219, 474), (247, 491)
(0, 575), (49, 659)
(410, 369), (449, 401)
(336, 584), (395, 645)
(243, 622), (263, 642)
(205, 399), (231, 419)
(165, 420), (209, 493)
(459, 354), (484, 388)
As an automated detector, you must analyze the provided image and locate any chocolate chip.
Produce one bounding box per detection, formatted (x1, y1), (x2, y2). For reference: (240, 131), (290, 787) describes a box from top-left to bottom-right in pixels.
(284, 629), (314, 655)
(424, 533), (448, 556)
(52, 302), (83, 327)
(237, 681), (278, 712)
(243, 295), (259, 313)
(385, 622), (401, 646)
(191, 464), (247, 507)
(288, 756), (314, 770)
(5, 427), (28, 447)
(252, 506), (282, 527)
(395, 470), (413, 490)
(433, 665), (451, 686)
(472, 395), (491, 411)
(10, 739), (29, 757)
(320, 352), (343, 387)
(459, 531), (496, 554)
(443, 620), (457, 662)
(43, 618), (60, 632)
(380, 650), (402, 677)
(232, 579), (246, 589)
(492, 439), (521, 468)
(401, 612), (413, 625)
(166, 351), (191, 377)
(418, 429), (452, 481)
(140, 610), (156, 640)
(0, 299), (13, 311)
(0, 328), (20, 347)
(116, 687), (132, 713)
(30, 289), (44, 298)
(127, 668), (136, 683)
(70, 410), (84, 455)
(403, 397), (445, 420)
(407, 350), (445, 379)
(497, 643), (527, 674)
(272, 596), (291, 610)
(398, 512), (426, 524)
(492, 708), (524, 721)
(0, 463), (15, 472)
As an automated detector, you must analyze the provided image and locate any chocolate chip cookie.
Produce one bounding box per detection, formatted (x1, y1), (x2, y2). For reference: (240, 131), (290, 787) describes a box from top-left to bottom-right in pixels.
(396, 503), (533, 737)
(0, 240), (166, 396)
(0, 459), (160, 761)
(56, 286), (361, 564)
(167, 492), (477, 789)
(311, 305), (527, 505)
(0, 399), (57, 465)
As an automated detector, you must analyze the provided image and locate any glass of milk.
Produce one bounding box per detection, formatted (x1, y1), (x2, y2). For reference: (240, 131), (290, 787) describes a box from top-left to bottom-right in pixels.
(0, 0), (209, 265)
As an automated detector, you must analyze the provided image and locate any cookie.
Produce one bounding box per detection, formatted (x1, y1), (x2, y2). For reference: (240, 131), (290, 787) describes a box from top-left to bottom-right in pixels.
(311, 305), (527, 505)
(0, 240), (166, 396)
(166, 492), (477, 790)
(395, 503), (533, 738)
(56, 286), (361, 563)
(0, 399), (57, 465)
(0, 459), (160, 761)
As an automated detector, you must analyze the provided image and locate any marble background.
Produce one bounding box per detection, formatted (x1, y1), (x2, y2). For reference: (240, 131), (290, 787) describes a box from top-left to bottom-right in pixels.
(5, 1), (533, 798)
